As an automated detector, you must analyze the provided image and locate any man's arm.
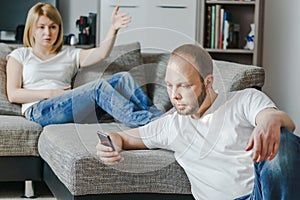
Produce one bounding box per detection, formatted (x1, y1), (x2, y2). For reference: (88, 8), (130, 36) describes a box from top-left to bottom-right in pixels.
(96, 128), (148, 165)
(246, 107), (295, 162)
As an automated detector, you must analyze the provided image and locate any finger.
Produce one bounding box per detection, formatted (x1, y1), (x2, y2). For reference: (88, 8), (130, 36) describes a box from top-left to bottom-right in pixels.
(245, 134), (254, 151)
(119, 12), (129, 18)
(112, 6), (119, 16)
(268, 141), (280, 160)
(97, 150), (119, 158)
(96, 141), (114, 152)
(252, 134), (262, 162)
(258, 136), (269, 162)
(63, 85), (71, 90)
(121, 18), (131, 25)
(100, 155), (123, 165)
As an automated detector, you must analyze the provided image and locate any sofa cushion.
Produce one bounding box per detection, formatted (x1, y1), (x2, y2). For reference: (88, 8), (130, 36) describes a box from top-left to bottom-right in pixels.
(0, 115), (42, 156)
(0, 43), (22, 116)
(72, 42), (144, 88)
(142, 53), (172, 112)
(38, 123), (191, 196)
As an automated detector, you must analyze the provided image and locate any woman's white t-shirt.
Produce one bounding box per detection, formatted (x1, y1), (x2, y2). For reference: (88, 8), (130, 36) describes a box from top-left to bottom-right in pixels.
(8, 46), (81, 114)
(139, 88), (276, 200)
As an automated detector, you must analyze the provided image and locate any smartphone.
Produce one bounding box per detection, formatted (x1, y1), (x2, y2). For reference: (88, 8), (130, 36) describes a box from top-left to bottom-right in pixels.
(97, 131), (115, 151)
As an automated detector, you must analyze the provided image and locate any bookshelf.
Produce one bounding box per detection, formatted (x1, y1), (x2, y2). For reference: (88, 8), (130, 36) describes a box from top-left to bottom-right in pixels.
(198, 0), (264, 65)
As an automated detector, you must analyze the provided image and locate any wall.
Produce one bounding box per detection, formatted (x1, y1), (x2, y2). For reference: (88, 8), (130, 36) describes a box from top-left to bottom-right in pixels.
(262, 0), (300, 134)
(58, 0), (98, 40)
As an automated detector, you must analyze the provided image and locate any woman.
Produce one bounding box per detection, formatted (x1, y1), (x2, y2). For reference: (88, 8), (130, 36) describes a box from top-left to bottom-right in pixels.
(6, 2), (163, 127)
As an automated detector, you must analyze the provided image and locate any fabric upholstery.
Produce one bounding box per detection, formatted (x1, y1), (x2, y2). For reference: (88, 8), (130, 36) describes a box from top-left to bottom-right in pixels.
(142, 53), (172, 112)
(38, 123), (191, 196)
(0, 43), (22, 115)
(142, 54), (265, 112)
(0, 115), (42, 156)
(72, 42), (144, 88)
(213, 60), (265, 93)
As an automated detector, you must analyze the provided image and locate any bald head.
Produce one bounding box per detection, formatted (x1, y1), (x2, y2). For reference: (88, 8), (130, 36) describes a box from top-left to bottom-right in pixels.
(169, 44), (213, 80)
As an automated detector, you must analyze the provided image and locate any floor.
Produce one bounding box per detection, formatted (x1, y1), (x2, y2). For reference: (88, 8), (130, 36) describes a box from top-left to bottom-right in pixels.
(0, 182), (56, 200)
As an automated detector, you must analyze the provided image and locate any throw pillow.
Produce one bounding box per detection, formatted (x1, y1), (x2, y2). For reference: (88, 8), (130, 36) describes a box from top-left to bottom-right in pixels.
(0, 43), (22, 115)
(142, 53), (172, 112)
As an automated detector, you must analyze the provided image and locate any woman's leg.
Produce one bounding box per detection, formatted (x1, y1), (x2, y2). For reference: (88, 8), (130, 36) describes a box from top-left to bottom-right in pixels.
(26, 75), (162, 127)
(106, 72), (163, 116)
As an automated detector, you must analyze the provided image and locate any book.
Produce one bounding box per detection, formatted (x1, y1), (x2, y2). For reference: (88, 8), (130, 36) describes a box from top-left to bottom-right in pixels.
(223, 10), (230, 49)
(206, 5), (212, 48)
(210, 5), (216, 48)
(214, 5), (221, 49)
(219, 8), (224, 49)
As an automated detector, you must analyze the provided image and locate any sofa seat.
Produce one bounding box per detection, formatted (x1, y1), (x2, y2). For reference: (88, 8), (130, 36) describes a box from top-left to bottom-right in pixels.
(38, 123), (192, 197)
(0, 115), (42, 157)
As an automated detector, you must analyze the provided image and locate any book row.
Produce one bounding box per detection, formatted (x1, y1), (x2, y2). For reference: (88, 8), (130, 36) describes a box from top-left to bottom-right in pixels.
(205, 4), (240, 49)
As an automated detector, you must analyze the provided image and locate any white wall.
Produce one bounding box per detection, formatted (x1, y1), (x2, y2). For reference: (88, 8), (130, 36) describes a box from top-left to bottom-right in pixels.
(263, 0), (300, 134)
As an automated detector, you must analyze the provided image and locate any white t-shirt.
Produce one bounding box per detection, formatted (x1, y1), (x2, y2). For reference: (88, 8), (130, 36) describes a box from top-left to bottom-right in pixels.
(8, 46), (81, 114)
(139, 88), (276, 200)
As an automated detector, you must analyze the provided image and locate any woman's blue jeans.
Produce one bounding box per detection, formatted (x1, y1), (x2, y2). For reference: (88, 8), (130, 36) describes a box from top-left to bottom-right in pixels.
(236, 127), (300, 200)
(25, 72), (163, 127)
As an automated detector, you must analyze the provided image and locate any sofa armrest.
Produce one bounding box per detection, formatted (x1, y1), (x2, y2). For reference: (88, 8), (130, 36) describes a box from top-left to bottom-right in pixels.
(212, 60), (265, 92)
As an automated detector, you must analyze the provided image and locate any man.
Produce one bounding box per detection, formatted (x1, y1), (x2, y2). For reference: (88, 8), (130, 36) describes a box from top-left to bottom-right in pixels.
(96, 44), (300, 200)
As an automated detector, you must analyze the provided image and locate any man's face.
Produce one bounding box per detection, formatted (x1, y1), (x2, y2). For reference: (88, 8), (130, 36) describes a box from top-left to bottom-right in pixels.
(165, 55), (207, 115)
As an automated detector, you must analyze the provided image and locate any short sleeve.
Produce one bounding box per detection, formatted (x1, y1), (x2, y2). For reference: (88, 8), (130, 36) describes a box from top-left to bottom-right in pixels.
(139, 114), (176, 150)
(241, 88), (276, 126)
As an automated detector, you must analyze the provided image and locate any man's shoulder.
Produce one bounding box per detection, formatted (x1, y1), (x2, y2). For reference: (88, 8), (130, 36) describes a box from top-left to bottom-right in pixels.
(229, 88), (263, 98)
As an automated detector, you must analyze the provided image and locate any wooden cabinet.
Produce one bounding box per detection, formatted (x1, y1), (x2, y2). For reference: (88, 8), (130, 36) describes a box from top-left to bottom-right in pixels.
(198, 0), (264, 65)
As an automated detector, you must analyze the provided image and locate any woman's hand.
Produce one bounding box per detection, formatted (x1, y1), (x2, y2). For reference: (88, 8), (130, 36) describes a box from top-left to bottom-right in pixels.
(48, 86), (71, 98)
(111, 6), (131, 31)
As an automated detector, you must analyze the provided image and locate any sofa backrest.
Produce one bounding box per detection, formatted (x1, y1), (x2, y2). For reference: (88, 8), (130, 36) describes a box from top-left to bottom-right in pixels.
(0, 43), (22, 116)
(0, 41), (265, 117)
(142, 53), (265, 111)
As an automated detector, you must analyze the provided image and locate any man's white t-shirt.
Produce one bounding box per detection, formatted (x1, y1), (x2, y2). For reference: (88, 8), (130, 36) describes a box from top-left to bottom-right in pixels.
(139, 88), (276, 200)
(8, 46), (81, 114)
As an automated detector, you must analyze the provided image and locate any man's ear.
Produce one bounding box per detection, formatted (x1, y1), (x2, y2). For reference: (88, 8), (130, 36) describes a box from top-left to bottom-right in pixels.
(204, 74), (213, 87)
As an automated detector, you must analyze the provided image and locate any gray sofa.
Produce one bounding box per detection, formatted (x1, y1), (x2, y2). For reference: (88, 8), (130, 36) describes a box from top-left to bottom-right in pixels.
(0, 42), (265, 199)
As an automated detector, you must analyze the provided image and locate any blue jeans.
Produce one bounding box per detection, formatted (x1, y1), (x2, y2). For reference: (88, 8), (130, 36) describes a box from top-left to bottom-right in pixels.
(235, 127), (300, 200)
(25, 72), (163, 127)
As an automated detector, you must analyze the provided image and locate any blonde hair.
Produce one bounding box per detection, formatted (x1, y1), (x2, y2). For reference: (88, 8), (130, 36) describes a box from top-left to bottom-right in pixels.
(23, 2), (63, 53)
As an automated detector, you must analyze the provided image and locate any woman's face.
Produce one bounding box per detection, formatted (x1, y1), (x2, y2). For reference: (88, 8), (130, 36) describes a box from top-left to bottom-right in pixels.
(33, 15), (59, 48)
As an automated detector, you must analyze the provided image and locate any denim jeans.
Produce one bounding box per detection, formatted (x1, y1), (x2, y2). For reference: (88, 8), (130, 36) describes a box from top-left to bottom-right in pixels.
(235, 127), (300, 200)
(25, 72), (163, 127)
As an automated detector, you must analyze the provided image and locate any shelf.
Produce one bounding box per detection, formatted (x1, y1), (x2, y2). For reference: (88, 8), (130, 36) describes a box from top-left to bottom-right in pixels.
(206, 0), (255, 5)
(206, 48), (253, 54)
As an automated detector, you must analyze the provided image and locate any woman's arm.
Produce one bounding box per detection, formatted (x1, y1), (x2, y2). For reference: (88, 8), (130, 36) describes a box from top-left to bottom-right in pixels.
(6, 57), (69, 104)
(79, 6), (131, 67)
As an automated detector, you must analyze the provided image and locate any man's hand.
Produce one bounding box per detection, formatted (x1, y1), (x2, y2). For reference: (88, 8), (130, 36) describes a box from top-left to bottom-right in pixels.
(246, 124), (281, 162)
(96, 132), (124, 165)
(111, 6), (131, 31)
(245, 107), (295, 162)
